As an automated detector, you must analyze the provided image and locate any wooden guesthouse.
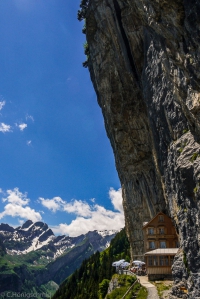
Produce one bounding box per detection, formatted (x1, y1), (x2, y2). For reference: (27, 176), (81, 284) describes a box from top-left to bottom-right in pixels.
(143, 212), (179, 280)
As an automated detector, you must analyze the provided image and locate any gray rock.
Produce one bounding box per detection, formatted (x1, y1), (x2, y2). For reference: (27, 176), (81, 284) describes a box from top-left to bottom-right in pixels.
(83, 0), (200, 297)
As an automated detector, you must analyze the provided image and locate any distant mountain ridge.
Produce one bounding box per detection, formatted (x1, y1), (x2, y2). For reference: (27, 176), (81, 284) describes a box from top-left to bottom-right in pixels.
(0, 220), (118, 258)
(0, 220), (119, 297)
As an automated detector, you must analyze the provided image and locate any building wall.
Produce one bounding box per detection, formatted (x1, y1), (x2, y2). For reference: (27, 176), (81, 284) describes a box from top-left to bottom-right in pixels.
(147, 266), (173, 275)
(146, 258), (175, 280)
(143, 213), (178, 251)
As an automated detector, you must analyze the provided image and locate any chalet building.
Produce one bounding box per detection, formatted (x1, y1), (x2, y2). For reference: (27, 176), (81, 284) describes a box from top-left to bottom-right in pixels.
(143, 212), (179, 280)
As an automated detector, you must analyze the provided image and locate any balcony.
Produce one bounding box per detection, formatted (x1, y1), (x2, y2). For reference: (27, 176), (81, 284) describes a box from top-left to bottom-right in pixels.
(147, 234), (175, 239)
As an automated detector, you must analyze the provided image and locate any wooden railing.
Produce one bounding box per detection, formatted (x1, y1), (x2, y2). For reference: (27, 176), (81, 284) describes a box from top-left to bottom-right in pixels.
(122, 270), (135, 276)
(121, 275), (140, 299)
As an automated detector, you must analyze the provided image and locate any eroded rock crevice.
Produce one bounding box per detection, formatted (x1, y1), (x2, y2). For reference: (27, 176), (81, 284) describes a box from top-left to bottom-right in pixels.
(83, 0), (200, 297)
(112, 0), (141, 86)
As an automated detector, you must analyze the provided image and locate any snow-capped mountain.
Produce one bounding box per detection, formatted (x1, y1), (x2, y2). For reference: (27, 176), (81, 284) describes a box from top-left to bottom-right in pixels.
(0, 220), (118, 259)
(0, 220), (119, 294)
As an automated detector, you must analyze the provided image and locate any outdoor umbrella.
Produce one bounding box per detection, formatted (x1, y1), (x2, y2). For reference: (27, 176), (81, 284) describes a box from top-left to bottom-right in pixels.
(112, 259), (125, 266)
(132, 260), (145, 265)
(120, 261), (130, 267)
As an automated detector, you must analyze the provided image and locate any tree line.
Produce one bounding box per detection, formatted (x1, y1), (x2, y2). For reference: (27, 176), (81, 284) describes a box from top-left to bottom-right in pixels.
(52, 228), (130, 299)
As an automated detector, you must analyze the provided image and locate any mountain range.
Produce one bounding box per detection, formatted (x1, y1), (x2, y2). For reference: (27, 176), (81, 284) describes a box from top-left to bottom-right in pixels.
(0, 220), (118, 297)
(52, 228), (131, 299)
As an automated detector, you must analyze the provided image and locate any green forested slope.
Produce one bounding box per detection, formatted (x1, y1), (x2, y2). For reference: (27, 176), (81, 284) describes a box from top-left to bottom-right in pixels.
(0, 236), (6, 256)
(0, 238), (96, 297)
(53, 228), (130, 299)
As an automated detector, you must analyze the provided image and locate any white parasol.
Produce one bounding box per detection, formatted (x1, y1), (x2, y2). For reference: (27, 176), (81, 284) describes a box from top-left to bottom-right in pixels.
(112, 259), (125, 267)
(132, 260), (145, 265)
(120, 261), (130, 267)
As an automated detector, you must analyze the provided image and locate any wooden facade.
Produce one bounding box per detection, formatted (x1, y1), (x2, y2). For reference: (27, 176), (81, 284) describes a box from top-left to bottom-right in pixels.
(144, 248), (178, 280)
(143, 212), (179, 251)
(143, 212), (179, 280)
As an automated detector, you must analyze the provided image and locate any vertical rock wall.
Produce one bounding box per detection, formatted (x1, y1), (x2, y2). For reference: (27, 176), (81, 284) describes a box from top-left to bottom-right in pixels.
(82, 0), (200, 297)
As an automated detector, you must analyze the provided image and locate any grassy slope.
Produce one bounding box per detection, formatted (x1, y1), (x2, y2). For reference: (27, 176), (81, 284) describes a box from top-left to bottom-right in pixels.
(0, 239), (94, 297)
(106, 274), (148, 299)
(0, 234), (115, 298)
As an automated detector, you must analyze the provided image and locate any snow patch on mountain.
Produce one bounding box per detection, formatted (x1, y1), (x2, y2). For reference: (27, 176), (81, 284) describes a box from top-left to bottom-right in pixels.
(23, 235), (55, 253)
(0, 220), (119, 259)
(20, 223), (34, 231)
(97, 229), (119, 237)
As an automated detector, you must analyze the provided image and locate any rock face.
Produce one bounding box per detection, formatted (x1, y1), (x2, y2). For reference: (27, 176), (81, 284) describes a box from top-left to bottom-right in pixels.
(81, 0), (200, 297)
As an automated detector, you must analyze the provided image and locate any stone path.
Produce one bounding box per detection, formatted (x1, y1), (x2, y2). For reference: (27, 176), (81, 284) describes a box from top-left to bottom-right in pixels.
(138, 276), (159, 299)
(122, 271), (159, 299)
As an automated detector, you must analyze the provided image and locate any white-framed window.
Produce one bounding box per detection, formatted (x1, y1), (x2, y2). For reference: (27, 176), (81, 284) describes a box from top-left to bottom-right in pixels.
(149, 241), (156, 249)
(148, 228), (154, 235)
(159, 227), (165, 234)
(160, 241), (166, 248)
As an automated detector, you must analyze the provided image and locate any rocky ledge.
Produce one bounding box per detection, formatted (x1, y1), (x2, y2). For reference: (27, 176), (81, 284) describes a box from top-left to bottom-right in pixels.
(80, 0), (200, 297)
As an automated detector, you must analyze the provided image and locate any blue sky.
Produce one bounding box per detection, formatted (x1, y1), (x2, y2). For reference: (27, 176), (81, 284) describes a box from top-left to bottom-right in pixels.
(0, 0), (124, 235)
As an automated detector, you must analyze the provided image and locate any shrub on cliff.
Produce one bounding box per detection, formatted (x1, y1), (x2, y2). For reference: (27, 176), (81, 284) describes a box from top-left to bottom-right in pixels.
(77, 0), (90, 21)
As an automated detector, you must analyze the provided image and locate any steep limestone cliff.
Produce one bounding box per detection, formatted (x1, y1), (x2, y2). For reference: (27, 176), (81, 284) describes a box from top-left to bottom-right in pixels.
(80, 0), (200, 297)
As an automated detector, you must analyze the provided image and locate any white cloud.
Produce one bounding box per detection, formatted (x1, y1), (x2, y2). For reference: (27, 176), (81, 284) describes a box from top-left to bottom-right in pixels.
(109, 187), (123, 212)
(27, 140), (32, 146)
(0, 187), (124, 237)
(39, 196), (92, 217)
(0, 188), (42, 222)
(17, 123), (27, 131)
(63, 200), (93, 217)
(41, 188), (124, 237)
(39, 197), (64, 213)
(0, 123), (11, 133)
(2, 188), (29, 206)
(52, 208), (124, 237)
(0, 99), (33, 134)
(0, 101), (5, 111)
(0, 204), (42, 222)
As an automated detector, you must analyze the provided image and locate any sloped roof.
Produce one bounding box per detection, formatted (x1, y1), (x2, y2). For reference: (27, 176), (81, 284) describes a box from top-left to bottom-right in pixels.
(142, 212), (172, 229)
(144, 248), (178, 256)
